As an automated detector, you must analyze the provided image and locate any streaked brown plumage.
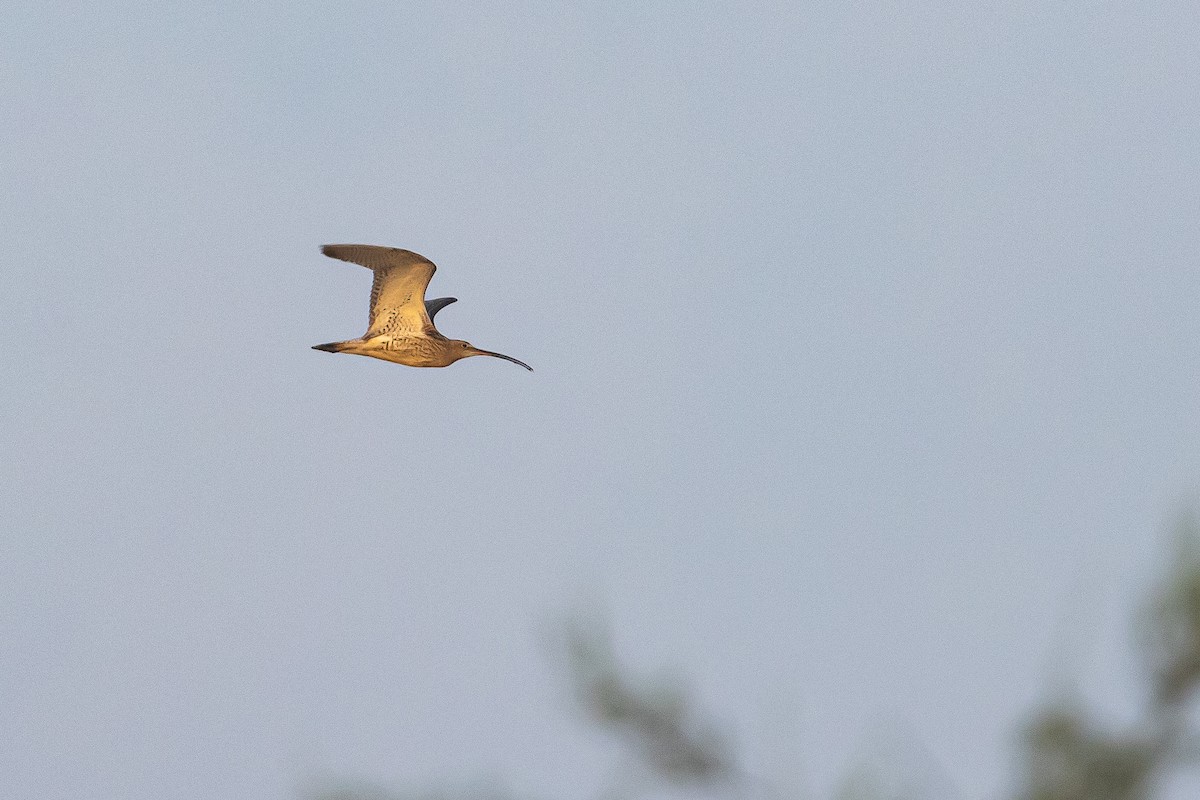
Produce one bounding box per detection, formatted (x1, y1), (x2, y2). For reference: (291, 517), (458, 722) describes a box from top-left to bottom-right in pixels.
(312, 244), (532, 371)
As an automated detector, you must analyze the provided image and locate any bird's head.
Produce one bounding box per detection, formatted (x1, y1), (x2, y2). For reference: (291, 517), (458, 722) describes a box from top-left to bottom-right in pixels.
(452, 340), (533, 371)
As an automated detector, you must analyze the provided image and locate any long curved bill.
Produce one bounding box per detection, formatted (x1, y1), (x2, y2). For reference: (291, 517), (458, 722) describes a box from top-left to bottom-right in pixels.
(472, 348), (533, 371)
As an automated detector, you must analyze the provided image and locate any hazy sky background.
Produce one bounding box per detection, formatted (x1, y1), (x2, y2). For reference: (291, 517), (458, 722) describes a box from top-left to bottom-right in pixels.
(4, 2), (1200, 799)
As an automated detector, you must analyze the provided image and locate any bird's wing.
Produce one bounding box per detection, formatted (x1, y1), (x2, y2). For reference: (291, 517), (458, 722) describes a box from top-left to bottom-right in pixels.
(425, 297), (458, 321)
(321, 244), (437, 336)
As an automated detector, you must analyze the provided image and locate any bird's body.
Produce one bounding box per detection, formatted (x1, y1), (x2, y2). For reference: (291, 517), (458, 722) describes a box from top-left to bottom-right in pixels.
(312, 244), (532, 371)
(316, 328), (461, 367)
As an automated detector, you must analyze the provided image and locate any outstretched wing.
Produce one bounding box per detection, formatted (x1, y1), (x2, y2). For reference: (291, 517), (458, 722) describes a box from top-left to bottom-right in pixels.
(321, 244), (437, 336)
(425, 296), (457, 321)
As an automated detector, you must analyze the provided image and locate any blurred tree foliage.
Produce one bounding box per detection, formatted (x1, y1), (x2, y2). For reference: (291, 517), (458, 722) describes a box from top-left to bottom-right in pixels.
(307, 514), (1200, 800)
(1015, 512), (1200, 800)
(556, 614), (735, 787)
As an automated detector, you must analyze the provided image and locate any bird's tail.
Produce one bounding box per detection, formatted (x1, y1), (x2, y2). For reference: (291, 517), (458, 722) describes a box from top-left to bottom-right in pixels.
(312, 341), (349, 353)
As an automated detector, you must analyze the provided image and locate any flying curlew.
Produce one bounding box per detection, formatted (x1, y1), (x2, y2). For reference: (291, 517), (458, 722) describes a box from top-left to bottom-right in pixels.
(312, 244), (533, 371)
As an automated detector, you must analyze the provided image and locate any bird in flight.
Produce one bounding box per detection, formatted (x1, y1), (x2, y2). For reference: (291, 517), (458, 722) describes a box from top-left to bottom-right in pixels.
(312, 244), (532, 371)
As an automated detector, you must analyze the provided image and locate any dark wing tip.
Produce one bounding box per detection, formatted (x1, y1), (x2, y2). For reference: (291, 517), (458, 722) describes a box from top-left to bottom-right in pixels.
(319, 244), (352, 264)
(425, 297), (459, 321)
(320, 244), (356, 259)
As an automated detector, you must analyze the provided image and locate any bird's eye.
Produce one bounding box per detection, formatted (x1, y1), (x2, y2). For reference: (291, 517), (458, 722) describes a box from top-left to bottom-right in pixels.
(462, 342), (469, 348)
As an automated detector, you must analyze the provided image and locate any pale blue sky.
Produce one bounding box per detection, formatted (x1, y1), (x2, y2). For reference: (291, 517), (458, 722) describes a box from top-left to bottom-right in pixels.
(3, 3), (1200, 799)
